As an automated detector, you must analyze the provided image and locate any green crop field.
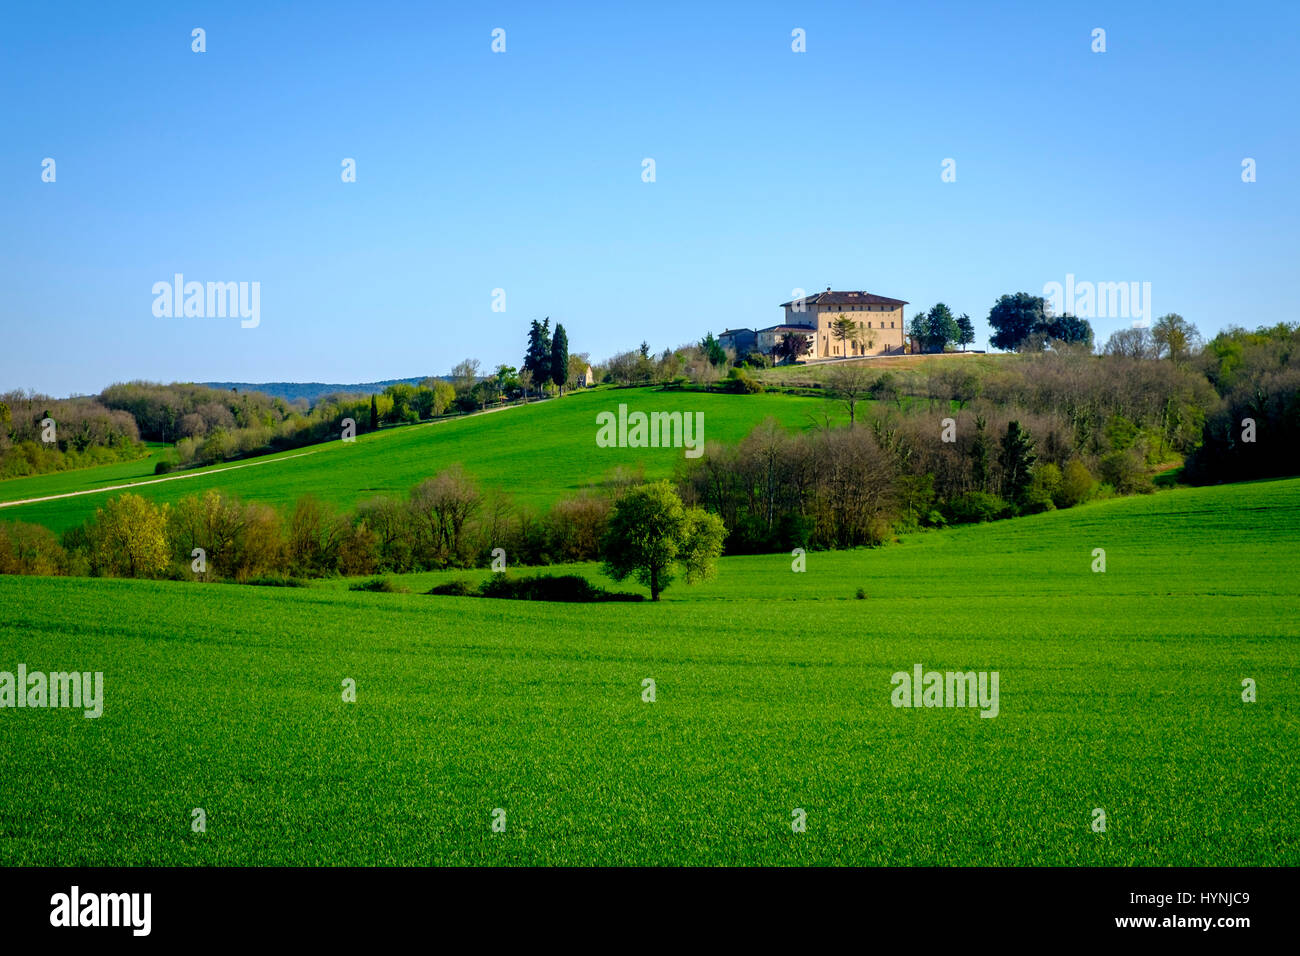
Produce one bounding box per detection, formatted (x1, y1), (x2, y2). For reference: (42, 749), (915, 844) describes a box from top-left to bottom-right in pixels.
(0, 389), (842, 532)
(2, 477), (1296, 866)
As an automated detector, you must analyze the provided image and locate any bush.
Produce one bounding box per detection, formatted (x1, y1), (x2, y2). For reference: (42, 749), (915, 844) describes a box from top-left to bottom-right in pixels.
(942, 491), (1009, 524)
(1099, 449), (1153, 495)
(242, 575), (308, 587)
(349, 576), (407, 593)
(426, 578), (478, 596)
(154, 459), (173, 475)
(725, 368), (764, 394)
(1022, 462), (1061, 514)
(430, 573), (643, 602)
(0, 521), (66, 575)
(1057, 458), (1095, 508)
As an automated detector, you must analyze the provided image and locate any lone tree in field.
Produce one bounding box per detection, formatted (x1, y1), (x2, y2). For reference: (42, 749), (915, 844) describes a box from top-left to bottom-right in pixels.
(551, 323), (569, 395)
(825, 362), (874, 428)
(601, 481), (725, 601)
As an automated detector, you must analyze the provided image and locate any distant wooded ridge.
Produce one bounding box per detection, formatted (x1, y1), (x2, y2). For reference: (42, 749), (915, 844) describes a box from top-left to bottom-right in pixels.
(202, 377), (447, 404)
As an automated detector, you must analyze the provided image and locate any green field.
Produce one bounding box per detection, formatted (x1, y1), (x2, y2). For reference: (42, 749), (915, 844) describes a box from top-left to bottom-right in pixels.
(0, 389), (842, 532)
(0, 442), (170, 503)
(2, 477), (1296, 865)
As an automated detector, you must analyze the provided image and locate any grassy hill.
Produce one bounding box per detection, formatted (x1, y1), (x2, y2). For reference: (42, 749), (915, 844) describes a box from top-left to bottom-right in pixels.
(0, 388), (843, 532)
(1, 477), (1296, 865)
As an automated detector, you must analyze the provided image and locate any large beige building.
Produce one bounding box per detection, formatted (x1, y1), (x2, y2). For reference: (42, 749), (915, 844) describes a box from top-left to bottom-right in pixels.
(770, 288), (909, 360)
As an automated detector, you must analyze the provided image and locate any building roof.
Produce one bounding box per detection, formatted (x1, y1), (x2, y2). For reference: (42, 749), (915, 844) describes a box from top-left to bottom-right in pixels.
(757, 324), (817, 334)
(779, 289), (909, 308)
(718, 328), (755, 335)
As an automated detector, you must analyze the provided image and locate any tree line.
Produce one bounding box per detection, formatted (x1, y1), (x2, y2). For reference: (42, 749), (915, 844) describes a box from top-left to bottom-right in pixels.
(0, 392), (144, 479)
(0, 470), (724, 601)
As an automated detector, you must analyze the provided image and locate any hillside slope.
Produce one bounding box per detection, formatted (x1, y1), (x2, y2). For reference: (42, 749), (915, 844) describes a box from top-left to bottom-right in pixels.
(0, 388), (841, 531)
(1, 478), (1296, 865)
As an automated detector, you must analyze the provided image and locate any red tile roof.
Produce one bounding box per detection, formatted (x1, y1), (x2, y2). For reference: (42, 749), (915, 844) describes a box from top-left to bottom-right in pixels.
(779, 290), (908, 308)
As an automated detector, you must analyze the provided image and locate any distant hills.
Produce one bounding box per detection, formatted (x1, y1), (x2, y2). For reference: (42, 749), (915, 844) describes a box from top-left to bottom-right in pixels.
(202, 377), (441, 405)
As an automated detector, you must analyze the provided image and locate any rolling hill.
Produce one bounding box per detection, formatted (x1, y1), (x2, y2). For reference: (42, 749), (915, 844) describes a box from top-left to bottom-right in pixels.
(0, 388), (845, 531)
(1, 477), (1296, 865)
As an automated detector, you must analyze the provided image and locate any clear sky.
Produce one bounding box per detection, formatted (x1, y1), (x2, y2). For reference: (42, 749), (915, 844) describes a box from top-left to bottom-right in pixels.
(3, 0), (1297, 396)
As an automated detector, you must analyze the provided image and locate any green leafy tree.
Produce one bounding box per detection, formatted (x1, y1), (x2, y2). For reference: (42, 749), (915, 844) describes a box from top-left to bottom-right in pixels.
(1044, 313), (1094, 347)
(908, 312), (929, 353)
(385, 383), (419, 423)
(988, 293), (1047, 351)
(89, 493), (170, 577)
(369, 394), (379, 431)
(926, 303), (960, 353)
(494, 365), (521, 400)
(701, 332), (726, 367)
(550, 323), (569, 394)
(601, 480), (725, 601)
(956, 313), (975, 351)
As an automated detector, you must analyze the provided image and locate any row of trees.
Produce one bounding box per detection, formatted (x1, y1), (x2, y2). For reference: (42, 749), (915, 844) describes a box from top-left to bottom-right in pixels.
(5, 325), (1293, 585)
(1184, 322), (1300, 483)
(907, 304), (977, 354)
(522, 318), (573, 396)
(0, 392), (144, 479)
(677, 404), (1107, 555)
(985, 293), (1096, 352)
(0, 472), (725, 601)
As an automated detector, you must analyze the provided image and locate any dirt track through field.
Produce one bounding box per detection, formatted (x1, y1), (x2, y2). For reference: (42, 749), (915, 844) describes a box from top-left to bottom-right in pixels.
(0, 396), (540, 510)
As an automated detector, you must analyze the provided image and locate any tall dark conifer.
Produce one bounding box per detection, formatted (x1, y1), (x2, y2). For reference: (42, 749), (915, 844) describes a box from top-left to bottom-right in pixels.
(551, 324), (569, 395)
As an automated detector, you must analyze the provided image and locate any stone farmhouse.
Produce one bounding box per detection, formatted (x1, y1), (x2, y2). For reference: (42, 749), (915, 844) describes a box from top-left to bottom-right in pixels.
(722, 288), (909, 362)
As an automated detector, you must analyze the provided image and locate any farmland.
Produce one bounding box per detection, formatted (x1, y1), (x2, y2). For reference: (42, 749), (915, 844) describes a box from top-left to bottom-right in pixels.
(0, 388), (843, 533)
(1, 477), (1296, 866)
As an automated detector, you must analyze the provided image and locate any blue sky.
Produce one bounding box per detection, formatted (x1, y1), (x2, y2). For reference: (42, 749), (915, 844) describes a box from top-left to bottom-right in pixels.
(3, 0), (1297, 396)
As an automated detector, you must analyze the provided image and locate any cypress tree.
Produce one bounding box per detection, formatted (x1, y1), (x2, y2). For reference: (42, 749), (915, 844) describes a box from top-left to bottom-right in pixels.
(551, 324), (569, 395)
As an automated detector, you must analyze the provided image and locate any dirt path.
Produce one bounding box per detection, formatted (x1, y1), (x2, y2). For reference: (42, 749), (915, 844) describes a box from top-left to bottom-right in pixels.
(0, 450), (322, 509)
